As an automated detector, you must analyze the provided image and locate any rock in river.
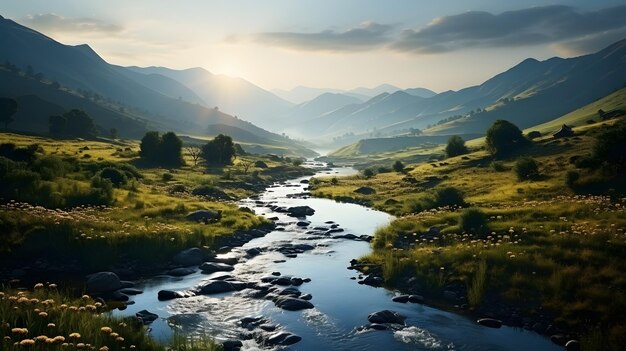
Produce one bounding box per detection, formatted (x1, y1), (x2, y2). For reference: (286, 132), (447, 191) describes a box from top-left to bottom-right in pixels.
(266, 332), (302, 346)
(167, 267), (196, 276)
(198, 280), (246, 295)
(274, 296), (314, 311)
(136, 309), (158, 324)
(200, 262), (235, 273)
(286, 206), (315, 217)
(367, 310), (406, 325)
(86, 272), (121, 294)
(222, 339), (243, 351)
(173, 247), (205, 266)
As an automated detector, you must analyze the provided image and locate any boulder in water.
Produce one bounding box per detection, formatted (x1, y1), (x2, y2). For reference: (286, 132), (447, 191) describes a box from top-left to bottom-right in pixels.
(367, 310), (406, 325)
(86, 272), (121, 294)
(173, 247), (205, 266)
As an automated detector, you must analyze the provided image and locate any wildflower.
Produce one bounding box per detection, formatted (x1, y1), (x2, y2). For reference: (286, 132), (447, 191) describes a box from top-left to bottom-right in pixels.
(19, 339), (35, 346)
(48, 283), (57, 289)
(38, 311), (48, 318)
(110, 332), (119, 338)
(100, 327), (112, 334)
(36, 335), (48, 342)
(59, 304), (68, 310)
(53, 336), (65, 343)
(11, 328), (28, 335)
(34, 283), (44, 289)
(47, 323), (56, 328)
(100, 347), (110, 351)
(81, 295), (90, 301)
(115, 336), (124, 342)
(69, 332), (81, 339)
(77, 342), (86, 348)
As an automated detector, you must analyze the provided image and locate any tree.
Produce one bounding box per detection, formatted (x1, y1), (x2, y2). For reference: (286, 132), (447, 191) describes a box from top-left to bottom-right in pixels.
(139, 131), (161, 162)
(159, 132), (184, 167)
(0, 98), (18, 129)
(514, 156), (540, 181)
(186, 146), (202, 166)
(485, 120), (528, 158)
(392, 160), (405, 173)
(49, 115), (67, 137)
(63, 109), (97, 138)
(593, 124), (626, 174)
(201, 134), (236, 166)
(445, 135), (468, 157)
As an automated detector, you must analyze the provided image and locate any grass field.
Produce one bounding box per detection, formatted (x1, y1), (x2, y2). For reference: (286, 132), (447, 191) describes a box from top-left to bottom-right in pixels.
(311, 115), (626, 350)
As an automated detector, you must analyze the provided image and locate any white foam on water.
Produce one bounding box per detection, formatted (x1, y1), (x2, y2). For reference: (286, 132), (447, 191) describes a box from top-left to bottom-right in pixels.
(393, 326), (451, 349)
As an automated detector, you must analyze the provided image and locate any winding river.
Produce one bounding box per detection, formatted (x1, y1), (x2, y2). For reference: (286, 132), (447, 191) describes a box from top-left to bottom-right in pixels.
(114, 162), (560, 351)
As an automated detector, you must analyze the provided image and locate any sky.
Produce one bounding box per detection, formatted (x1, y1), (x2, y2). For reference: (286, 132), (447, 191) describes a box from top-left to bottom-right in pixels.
(2, 0), (626, 92)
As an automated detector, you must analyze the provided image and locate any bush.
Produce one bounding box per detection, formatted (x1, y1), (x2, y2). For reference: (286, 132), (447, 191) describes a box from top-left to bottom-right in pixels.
(293, 159), (303, 166)
(99, 167), (127, 187)
(392, 160), (405, 173)
(434, 187), (465, 207)
(460, 208), (488, 234)
(566, 170), (580, 188)
(490, 161), (507, 172)
(485, 120), (529, 158)
(377, 166), (392, 173)
(140, 131), (184, 167)
(362, 168), (375, 178)
(527, 131), (542, 140)
(201, 134), (236, 166)
(574, 155), (599, 169)
(593, 124), (626, 174)
(31, 155), (69, 180)
(162, 172), (174, 182)
(445, 135), (468, 157)
(514, 156), (540, 181)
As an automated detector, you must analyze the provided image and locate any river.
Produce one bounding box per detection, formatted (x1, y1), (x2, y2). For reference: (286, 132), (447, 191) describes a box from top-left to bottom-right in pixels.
(113, 162), (560, 351)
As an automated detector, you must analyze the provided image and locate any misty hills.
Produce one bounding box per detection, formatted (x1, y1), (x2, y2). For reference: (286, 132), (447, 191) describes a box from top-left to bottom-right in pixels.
(126, 66), (293, 130)
(0, 15), (315, 156)
(285, 39), (626, 145)
(272, 84), (436, 104)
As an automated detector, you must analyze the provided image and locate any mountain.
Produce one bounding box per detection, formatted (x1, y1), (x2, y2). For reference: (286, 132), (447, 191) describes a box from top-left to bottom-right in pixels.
(0, 15), (314, 156)
(280, 93), (363, 124)
(272, 86), (354, 104)
(127, 66), (293, 130)
(293, 39), (626, 145)
(404, 87), (437, 98)
(349, 84), (402, 98)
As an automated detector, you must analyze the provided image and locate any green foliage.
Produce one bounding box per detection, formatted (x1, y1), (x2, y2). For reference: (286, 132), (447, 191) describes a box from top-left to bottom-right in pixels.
(445, 135), (468, 157)
(434, 187), (465, 207)
(99, 167), (127, 187)
(0, 97), (18, 129)
(490, 161), (507, 172)
(485, 120), (528, 158)
(527, 131), (542, 140)
(565, 170), (580, 188)
(468, 260), (487, 306)
(0, 143), (38, 163)
(201, 134), (236, 166)
(162, 172), (174, 182)
(139, 131), (184, 167)
(49, 109), (97, 139)
(292, 159), (303, 166)
(514, 156), (540, 181)
(459, 207), (488, 234)
(593, 124), (626, 174)
(362, 168), (374, 178)
(392, 160), (405, 173)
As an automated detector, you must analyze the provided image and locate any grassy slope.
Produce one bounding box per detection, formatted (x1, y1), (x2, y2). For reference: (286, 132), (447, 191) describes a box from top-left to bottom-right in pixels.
(0, 132), (312, 274)
(310, 117), (626, 349)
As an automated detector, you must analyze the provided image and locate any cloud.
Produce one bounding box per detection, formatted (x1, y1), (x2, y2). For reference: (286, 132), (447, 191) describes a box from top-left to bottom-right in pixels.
(391, 5), (626, 53)
(232, 21), (392, 52)
(21, 13), (124, 36)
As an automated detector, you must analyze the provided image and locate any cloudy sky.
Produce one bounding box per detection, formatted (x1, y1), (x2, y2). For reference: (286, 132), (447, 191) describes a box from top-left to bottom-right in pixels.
(2, 0), (626, 92)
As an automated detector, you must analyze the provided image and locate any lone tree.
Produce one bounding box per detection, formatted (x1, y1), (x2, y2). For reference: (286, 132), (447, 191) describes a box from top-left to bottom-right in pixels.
(445, 135), (468, 157)
(139, 131), (184, 167)
(392, 160), (405, 173)
(485, 120), (528, 158)
(201, 134), (236, 166)
(48, 109), (97, 138)
(186, 146), (202, 166)
(514, 156), (540, 181)
(0, 98), (18, 129)
(593, 123), (626, 174)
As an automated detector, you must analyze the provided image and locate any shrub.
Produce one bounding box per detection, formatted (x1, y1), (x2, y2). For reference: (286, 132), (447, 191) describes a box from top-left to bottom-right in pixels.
(140, 131), (184, 167)
(434, 187), (465, 207)
(99, 167), (127, 187)
(514, 156), (540, 181)
(490, 161), (507, 172)
(362, 168), (374, 178)
(330, 177), (339, 185)
(392, 160), (405, 173)
(566, 170), (580, 188)
(460, 208), (488, 234)
(377, 166), (392, 173)
(293, 159), (303, 166)
(162, 172), (174, 182)
(445, 135), (468, 157)
(485, 120), (528, 158)
(201, 134), (236, 166)
(527, 131), (542, 140)
(31, 155), (68, 180)
(593, 124), (626, 174)
(574, 155), (599, 169)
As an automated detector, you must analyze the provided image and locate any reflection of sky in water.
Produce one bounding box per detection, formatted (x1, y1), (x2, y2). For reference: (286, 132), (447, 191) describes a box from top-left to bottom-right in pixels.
(114, 163), (561, 351)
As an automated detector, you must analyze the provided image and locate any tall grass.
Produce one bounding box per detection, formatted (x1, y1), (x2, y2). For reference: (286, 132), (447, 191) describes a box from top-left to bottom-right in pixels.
(467, 260), (487, 306)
